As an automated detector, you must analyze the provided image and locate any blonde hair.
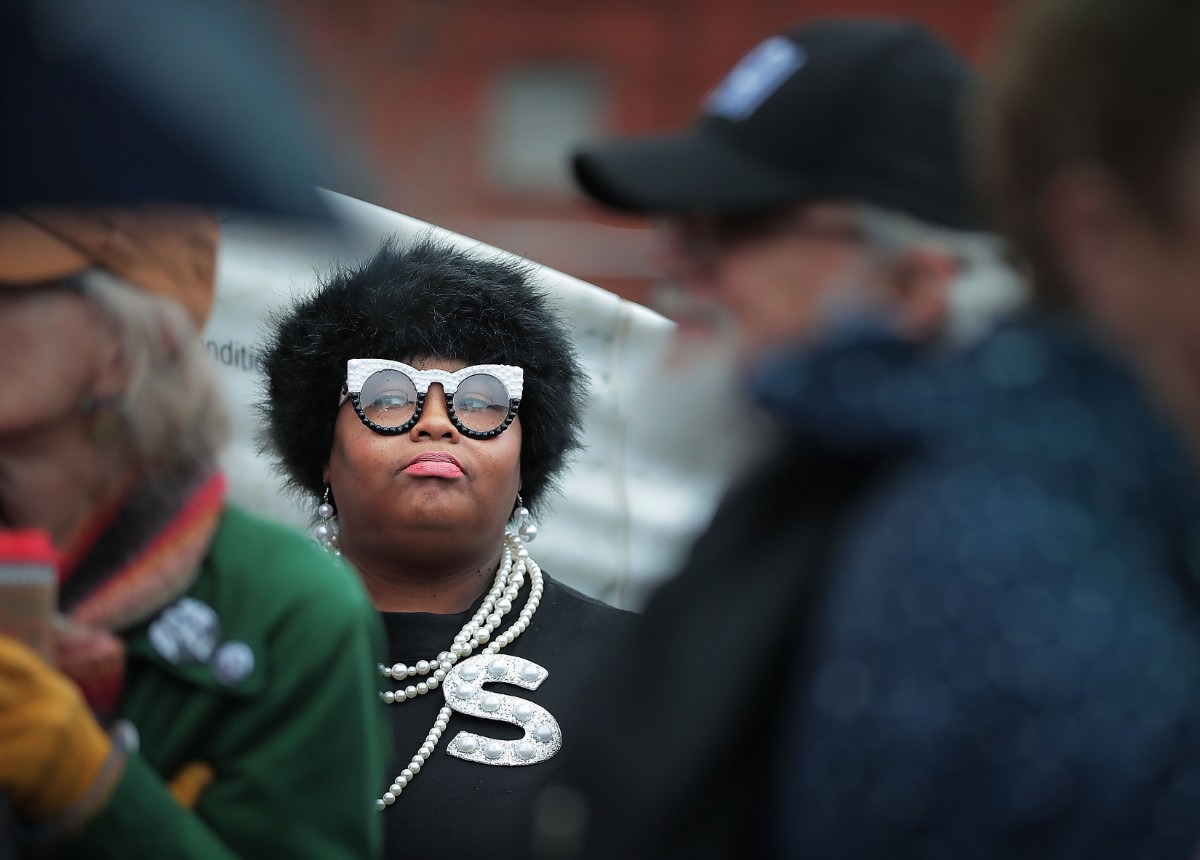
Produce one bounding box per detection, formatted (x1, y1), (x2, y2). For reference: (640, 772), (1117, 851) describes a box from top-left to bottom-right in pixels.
(79, 269), (229, 475)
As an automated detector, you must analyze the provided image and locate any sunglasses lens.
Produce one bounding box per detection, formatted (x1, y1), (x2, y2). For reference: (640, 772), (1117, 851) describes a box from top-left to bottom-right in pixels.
(359, 369), (418, 428)
(452, 373), (512, 433)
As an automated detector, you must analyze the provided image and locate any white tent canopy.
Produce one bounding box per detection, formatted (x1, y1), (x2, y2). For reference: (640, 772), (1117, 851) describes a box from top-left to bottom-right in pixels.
(202, 190), (741, 610)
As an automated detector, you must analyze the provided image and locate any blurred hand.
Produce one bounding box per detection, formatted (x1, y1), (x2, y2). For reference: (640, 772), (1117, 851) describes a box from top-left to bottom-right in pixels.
(0, 636), (113, 823)
(169, 762), (215, 809)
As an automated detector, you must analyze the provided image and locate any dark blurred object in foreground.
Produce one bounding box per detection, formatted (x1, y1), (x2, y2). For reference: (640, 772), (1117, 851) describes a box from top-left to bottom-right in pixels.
(1, 0), (333, 220)
(541, 14), (1200, 858)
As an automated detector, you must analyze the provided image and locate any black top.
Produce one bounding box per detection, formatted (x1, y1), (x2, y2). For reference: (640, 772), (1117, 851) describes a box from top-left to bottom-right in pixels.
(378, 572), (636, 859)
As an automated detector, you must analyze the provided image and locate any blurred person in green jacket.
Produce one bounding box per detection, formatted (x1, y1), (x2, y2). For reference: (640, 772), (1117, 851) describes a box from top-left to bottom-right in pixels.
(0, 207), (387, 857)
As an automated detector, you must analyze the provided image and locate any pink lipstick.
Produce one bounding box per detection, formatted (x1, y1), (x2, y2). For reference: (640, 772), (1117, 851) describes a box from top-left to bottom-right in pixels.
(403, 452), (464, 478)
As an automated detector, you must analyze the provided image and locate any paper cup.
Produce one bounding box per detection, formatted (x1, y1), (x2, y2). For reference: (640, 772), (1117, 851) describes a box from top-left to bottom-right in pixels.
(0, 530), (58, 659)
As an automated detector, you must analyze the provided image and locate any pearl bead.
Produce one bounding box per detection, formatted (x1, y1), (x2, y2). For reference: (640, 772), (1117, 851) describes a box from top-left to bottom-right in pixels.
(455, 683), (476, 699)
(392, 663), (408, 679)
(401, 768), (414, 780)
(456, 736), (479, 754)
(314, 523), (331, 540)
(382, 691), (396, 704)
(427, 678), (439, 690)
(375, 799), (386, 812)
(383, 792), (395, 804)
(534, 724), (554, 743)
(318, 503), (334, 519)
(481, 694), (502, 713)
(475, 628), (490, 644)
(416, 660), (431, 675)
(516, 741), (536, 760)
(497, 598), (512, 612)
(514, 703), (534, 722)
(416, 681), (429, 695)
(484, 742), (505, 759)
(459, 664), (480, 681)
(489, 658), (507, 677)
(520, 664), (541, 682)
(434, 669), (447, 681)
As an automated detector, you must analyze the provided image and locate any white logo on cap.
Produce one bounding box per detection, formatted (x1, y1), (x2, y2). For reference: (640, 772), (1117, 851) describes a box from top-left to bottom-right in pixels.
(705, 36), (806, 122)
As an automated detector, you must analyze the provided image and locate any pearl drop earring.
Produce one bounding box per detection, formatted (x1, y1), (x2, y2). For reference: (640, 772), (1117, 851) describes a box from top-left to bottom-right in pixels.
(510, 493), (538, 543)
(313, 485), (340, 555)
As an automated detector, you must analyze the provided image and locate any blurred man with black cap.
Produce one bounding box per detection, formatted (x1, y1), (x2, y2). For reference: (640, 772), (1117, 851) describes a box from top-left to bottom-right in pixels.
(574, 18), (1022, 361)
(534, 17), (1200, 859)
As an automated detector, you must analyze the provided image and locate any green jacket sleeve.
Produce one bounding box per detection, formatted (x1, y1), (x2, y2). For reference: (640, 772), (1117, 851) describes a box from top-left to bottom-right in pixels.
(51, 754), (239, 858)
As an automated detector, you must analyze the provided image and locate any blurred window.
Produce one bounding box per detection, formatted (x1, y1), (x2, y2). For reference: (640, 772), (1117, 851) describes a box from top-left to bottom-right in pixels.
(486, 66), (606, 196)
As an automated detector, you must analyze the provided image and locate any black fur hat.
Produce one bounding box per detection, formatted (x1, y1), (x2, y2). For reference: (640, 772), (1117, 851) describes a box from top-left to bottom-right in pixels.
(260, 234), (587, 514)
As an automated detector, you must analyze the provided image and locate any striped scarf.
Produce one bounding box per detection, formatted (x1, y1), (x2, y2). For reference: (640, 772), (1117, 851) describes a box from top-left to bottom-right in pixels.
(54, 468), (226, 722)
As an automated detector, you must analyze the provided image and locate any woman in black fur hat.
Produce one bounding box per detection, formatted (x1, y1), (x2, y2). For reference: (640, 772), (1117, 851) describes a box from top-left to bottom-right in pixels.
(261, 235), (634, 858)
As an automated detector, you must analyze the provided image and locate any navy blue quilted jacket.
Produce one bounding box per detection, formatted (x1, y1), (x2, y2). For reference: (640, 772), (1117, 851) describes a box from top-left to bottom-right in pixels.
(761, 317), (1200, 857)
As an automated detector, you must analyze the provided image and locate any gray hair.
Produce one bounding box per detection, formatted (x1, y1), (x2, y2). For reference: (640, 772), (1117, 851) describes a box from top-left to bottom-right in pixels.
(78, 269), (229, 474)
(854, 203), (1029, 348)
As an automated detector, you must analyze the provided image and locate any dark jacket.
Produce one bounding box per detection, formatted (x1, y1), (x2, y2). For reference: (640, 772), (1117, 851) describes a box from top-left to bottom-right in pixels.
(548, 317), (1200, 859)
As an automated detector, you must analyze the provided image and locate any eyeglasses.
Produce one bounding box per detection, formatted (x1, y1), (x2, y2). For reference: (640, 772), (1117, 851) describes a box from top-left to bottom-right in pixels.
(339, 359), (523, 439)
(661, 209), (866, 275)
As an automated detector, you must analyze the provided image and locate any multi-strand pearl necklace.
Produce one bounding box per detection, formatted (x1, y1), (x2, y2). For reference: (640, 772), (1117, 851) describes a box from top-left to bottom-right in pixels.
(375, 533), (544, 811)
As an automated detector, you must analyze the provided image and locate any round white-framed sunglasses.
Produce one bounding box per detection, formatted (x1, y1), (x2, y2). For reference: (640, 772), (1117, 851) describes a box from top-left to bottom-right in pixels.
(339, 358), (524, 439)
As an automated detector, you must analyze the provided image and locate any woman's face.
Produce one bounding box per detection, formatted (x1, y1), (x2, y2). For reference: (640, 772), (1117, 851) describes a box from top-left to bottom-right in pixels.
(325, 356), (523, 566)
(0, 284), (120, 438)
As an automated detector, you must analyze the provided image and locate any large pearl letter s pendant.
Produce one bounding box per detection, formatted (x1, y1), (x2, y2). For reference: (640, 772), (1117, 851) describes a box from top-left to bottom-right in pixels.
(443, 653), (561, 766)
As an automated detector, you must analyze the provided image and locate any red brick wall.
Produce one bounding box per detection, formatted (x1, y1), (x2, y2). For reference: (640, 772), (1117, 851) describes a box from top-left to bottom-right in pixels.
(275, 0), (1004, 303)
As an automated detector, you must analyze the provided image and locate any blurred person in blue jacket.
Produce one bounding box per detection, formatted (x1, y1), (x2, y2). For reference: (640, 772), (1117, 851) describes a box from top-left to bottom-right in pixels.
(534, 17), (1200, 859)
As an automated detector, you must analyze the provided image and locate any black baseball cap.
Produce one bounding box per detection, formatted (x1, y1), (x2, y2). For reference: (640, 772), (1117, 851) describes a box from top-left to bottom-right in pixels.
(572, 19), (980, 230)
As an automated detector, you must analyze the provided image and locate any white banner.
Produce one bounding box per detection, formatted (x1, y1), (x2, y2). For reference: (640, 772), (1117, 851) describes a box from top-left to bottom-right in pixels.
(203, 190), (741, 609)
